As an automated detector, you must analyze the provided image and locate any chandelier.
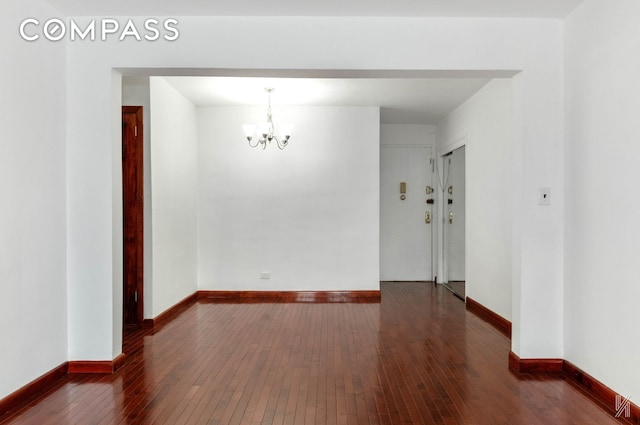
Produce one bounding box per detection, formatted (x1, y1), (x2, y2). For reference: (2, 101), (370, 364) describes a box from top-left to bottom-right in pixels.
(242, 88), (293, 150)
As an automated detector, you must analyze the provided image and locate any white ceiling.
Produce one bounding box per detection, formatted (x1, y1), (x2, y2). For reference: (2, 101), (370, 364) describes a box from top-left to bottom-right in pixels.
(162, 76), (495, 125)
(101, 0), (582, 125)
(46, 0), (583, 18)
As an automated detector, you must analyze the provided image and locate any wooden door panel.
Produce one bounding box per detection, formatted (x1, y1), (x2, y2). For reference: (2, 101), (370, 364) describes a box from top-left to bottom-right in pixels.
(122, 106), (143, 326)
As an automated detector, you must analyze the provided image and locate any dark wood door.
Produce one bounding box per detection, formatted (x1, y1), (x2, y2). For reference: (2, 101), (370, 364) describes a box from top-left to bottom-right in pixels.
(122, 106), (144, 327)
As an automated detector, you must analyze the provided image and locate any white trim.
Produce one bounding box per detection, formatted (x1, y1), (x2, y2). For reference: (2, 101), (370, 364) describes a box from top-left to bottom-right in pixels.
(440, 134), (467, 156)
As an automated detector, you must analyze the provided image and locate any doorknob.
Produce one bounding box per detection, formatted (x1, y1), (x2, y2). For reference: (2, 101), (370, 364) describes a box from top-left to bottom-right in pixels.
(449, 212), (454, 224)
(425, 211), (431, 224)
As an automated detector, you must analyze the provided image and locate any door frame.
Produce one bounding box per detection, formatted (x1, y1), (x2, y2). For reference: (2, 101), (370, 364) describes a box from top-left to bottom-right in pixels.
(442, 146), (466, 289)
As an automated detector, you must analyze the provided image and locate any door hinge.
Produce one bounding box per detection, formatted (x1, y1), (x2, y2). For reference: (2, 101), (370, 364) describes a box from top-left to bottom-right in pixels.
(134, 126), (138, 137)
(134, 291), (138, 302)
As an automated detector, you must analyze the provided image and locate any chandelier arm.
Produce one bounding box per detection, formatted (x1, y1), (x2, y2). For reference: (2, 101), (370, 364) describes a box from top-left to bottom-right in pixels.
(274, 136), (287, 150)
(248, 138), (260, 148)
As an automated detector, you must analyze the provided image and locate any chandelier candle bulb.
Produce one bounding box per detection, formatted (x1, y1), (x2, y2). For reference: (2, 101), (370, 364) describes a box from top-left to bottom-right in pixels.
(281, 123), (294, 139)
(242, 124), (256, 141)
(259, 122), (272, 138)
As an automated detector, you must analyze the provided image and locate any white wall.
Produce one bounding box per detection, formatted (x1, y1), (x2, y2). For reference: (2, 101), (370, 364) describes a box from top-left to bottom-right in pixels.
(149, 77), (199, 316)
(380, 124), (436, 147)
(0, 1), (68, 399)
(437, 79), (514, 321)
(565, 0), (640, 403)
(122, 77), (154, 319)
(111, 70), (123, 358)
(62, 16), (564, 362)
(197, 106), (380, 290)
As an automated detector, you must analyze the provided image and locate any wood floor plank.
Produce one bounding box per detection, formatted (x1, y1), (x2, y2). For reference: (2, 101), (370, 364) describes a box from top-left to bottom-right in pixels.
(0, 282), (624, 425)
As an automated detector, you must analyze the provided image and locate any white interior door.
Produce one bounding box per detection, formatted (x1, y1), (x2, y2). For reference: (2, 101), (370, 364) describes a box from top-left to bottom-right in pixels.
(444, 146), (466, 282)
(380, 146), (434, 281)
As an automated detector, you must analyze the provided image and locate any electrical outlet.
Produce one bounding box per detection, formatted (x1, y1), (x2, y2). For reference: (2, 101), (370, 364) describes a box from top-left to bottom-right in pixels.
(260, 272), (271, 279)
(538, 187), (551, 206)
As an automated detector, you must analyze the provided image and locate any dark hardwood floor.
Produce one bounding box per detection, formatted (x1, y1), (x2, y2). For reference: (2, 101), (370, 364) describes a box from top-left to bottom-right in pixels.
(443, 281), (465, 300)
(0, 282), (622, 424)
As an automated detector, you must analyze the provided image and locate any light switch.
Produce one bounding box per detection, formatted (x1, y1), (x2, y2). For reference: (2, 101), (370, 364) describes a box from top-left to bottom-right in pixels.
(538, 187), (551, 206)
